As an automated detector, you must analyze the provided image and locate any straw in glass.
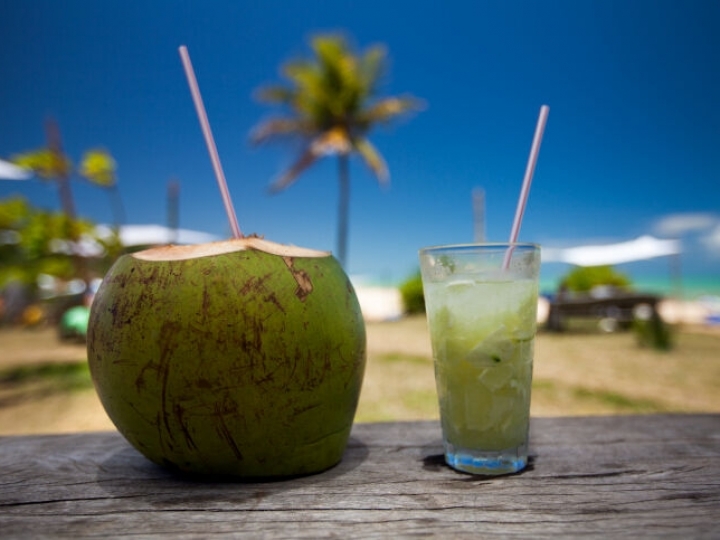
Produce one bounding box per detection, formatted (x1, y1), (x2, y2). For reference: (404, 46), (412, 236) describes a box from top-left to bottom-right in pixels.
(503, 104), (549, 269)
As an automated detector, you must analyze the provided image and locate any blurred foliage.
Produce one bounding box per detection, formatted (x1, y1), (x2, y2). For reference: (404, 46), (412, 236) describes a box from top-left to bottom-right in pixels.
(633, 311), (673, 351)
(560, 265), (632, 293)
(12, 149), (72, 180)
(12, 139), (122, 227)
(12, 147), (116, 187)
(400, 271), (425, 314)
(0, 196), (122, 291)
(79, 149), (116, 187)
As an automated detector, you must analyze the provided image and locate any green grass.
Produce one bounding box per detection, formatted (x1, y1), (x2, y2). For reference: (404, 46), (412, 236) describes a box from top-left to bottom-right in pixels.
(533, 379), (669, 413)
(0, 361), (94, 393)
(401, 389), (438, 412)
(376, 353), (430, 366)
(571, 387), (668, 412)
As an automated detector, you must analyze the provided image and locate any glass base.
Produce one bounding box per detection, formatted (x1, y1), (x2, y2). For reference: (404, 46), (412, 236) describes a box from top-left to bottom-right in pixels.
(445, 444), (527, 476)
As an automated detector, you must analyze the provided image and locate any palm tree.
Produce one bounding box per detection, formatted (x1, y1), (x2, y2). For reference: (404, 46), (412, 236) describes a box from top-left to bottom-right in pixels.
(251, 33), (422, 267)
(12, 119), (77, 224)
(11, 119), (123, 282)
(12, 120), (123, 227)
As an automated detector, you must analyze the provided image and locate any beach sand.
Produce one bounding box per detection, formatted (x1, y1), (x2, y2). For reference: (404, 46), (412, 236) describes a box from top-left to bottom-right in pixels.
(358, 313), (720, 422)
(0, 293), (718, 434)
(658, 298), (717, 326)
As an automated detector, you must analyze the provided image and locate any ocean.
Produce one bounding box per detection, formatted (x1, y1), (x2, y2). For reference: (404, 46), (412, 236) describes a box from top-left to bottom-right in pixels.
(354, 269), (720, 302)
(539, 274), (720, 301)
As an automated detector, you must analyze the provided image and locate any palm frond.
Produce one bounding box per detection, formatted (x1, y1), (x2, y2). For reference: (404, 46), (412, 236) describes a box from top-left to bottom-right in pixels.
(360, 96), (425, 126)
(250, 118), (310, 144)
(11, 149), (72, 180)
(359, 44), (387, 94)
(308, 35), (365, 120)
(254, 85), (296, 105)
(354, 137), (389, 184)
(268, 145), (322, 193)
(282, 60), (319, 89)
(312, 34), (347, 70)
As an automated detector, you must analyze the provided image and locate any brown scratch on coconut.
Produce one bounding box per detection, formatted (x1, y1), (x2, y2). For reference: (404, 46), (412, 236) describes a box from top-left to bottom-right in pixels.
(174, 403), (197, 451)
(158, 320), (182, 445)
(214, 401), (244, 461)
(282, 256), (313, 301)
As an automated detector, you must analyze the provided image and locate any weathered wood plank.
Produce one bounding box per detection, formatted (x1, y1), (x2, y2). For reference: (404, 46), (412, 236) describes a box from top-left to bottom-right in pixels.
(0, 415), (718, 538)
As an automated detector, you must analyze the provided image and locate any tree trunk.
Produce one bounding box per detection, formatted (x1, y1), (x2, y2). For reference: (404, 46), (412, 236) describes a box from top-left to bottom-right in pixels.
(167, 180), (180, 244)
(337, 154), (350, 268)
(45, 118), (88, 285)
(45, 118), (77, 223)
(109, 184), (126, 230)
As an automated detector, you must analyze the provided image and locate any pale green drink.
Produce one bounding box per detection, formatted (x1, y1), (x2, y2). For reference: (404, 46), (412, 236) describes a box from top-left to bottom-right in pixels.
(419, 244), (540, 475)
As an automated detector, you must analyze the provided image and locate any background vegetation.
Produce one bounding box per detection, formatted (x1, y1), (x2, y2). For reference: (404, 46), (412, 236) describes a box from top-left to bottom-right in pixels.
(561, 265), (632, 293)
(0, 196), (121, 326)
(400, 271), (425, 314)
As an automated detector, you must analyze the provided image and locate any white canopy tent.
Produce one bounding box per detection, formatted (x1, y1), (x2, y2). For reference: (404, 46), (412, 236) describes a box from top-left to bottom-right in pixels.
(35, 225), (219, 259)
(110, 224), (220, 247)
(0, 159), (32, 180)
(541, 235), (681, 266)
(0, 224), (219, 257)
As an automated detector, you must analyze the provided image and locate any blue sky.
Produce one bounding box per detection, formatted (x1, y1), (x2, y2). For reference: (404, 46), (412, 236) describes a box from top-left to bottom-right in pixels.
(1, 0), (719, 288)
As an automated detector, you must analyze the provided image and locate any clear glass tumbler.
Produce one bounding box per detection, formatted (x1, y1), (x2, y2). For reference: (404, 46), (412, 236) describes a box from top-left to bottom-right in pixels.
(419, 243), (540, 475)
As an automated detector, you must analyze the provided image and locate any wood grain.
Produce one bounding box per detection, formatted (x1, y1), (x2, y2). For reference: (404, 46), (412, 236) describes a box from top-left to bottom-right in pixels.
(1, 415), (718, 538)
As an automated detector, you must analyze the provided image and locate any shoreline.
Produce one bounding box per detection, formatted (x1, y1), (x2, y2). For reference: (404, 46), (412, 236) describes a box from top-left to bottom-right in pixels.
(354, 284), (720, 329)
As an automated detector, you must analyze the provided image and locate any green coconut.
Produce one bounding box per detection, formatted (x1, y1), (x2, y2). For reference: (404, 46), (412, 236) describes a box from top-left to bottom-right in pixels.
(87, 237), (366, 478)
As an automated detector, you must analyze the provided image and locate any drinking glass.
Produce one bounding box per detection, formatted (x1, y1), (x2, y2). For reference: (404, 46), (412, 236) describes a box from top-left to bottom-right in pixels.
(419, 243), (540, 475)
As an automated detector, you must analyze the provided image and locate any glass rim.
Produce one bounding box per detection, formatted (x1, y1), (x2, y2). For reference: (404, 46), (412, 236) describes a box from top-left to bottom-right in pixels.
(419, 242), (540, 255)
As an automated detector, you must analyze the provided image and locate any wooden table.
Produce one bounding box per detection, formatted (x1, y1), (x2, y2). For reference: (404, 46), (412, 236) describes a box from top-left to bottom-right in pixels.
(1, 414), (718, 538)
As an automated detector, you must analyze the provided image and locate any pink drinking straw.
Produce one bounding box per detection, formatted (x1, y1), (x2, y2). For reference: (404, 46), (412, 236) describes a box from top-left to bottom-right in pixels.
(178, 45), (243, 239)
(503, 105), (549, 269)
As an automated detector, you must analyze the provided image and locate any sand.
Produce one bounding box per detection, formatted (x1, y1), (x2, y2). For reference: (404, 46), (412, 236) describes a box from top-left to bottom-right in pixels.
(0, 305), (718, 435)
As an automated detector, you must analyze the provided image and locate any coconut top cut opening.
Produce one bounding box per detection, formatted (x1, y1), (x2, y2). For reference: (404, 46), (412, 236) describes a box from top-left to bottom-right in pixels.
(132, 237), (330, 261)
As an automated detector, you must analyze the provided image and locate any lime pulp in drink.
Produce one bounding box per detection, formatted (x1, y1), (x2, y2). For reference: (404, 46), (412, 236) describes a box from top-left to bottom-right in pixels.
(424, 277), (538, 472)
